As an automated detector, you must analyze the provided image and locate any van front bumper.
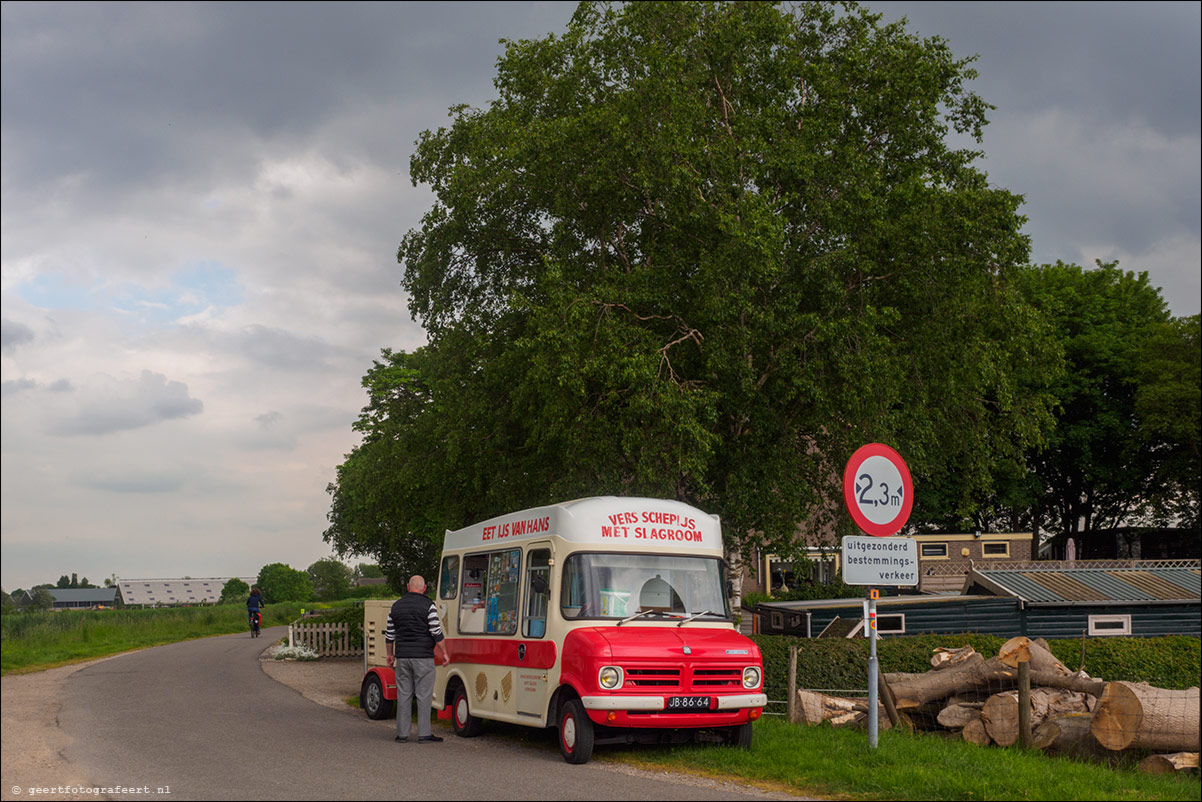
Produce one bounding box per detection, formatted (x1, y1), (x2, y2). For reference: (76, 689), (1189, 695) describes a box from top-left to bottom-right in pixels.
(581, 693), (767, 711)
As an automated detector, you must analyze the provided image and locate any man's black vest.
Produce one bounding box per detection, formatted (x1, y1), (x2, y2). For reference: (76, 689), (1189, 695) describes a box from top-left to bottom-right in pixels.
(389, 593), (438, 659)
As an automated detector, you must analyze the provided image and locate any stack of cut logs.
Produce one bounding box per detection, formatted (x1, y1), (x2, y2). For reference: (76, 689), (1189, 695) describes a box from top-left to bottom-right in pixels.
(791, 636), (1199, 775)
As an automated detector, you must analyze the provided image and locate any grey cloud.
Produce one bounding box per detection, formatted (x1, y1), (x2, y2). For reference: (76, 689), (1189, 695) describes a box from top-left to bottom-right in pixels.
(2, 378), (37, 397)
(2, 319), (35, 351)
(50, 370), (203, 436)
(47, 378), (73, 392)
(232, 324), (345, 371)
(72, 471), (184, 494)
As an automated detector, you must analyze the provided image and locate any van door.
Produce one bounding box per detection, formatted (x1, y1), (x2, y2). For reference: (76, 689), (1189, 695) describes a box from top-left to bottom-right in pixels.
(516, 544), (552, 718)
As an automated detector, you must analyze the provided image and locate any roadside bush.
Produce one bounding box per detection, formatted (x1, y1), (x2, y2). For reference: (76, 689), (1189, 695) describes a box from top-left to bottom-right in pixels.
(308, 604), (365, 649)
(750, 633), (1201, 702)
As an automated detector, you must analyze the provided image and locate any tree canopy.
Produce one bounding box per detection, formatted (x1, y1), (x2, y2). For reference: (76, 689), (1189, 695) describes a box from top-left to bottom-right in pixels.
(326, 0), (1058, 574)
(256, 563), (314, 604)
(307, 558), (353, 602)
(1014, 263), (1195, 546)
(219, 578), (250, 605)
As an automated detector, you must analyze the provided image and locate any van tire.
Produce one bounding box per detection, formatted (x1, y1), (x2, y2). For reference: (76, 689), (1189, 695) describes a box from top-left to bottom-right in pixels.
(557, 698), (594, 764)
(728, 722), (753, 749)
(361, 674), (394, 721)
(451, 684), (483, 737)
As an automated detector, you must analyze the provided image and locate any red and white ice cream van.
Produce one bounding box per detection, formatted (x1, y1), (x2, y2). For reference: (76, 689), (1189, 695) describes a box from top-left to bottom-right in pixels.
(360, 496), (765, 763)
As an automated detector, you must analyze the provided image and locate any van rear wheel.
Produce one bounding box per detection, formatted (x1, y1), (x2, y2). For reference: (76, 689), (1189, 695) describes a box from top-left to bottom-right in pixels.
(361, 674), (394, 720)
(558, 698), (594, 764)
(451, 684), (483, 737)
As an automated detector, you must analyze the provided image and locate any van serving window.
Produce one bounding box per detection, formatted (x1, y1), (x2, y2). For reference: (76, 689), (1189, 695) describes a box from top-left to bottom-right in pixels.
(458, 549), (522, 635)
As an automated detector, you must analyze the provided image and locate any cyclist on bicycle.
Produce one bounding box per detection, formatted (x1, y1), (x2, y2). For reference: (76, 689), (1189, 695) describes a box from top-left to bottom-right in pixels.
(247, 587), (265, 635)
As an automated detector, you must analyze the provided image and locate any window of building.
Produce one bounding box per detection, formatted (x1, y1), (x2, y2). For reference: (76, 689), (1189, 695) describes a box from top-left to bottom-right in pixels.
(1088, 614), (1131, 636)
(920, 543), (948, 558)
(982, 541), (1010, 558)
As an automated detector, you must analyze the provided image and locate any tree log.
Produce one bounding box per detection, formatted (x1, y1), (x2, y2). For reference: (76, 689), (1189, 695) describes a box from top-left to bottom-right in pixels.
(981, 688), (1091, 747)
(1033, 713), (1105, 756)
(999, 636), (1071, 675)
(1138, 752), (1200, 775)
(932, 646), (981, 671)
(1091, 682), (1201, 752)
(889, 655), (1016, 709)
(794, 690), (893, 730)
(1029, 670), (1106, 697)
(962, 716), (991, 746)
(938, 702), (985, 730)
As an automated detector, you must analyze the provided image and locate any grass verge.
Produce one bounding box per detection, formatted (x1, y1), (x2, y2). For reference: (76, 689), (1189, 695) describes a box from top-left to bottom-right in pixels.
(1, 603), (304, 675)
(598, 717), (1200, 801)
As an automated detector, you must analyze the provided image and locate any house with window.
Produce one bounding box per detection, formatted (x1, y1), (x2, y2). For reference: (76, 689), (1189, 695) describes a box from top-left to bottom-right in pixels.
(752, 559), (1200, 639)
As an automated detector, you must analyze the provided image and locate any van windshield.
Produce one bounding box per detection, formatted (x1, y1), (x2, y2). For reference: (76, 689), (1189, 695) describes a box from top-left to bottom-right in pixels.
(560, 553), (730, 620)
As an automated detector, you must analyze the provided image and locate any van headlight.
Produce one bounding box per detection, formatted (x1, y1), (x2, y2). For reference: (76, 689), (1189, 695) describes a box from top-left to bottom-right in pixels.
(598, 666), (624, 690)
(742, 666), (761, 689)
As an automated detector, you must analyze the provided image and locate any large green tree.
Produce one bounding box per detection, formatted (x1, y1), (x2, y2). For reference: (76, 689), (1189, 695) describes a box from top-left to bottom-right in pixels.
(327, 1), (1055, 569)
(219, 578), (250, 605)
(255, 563), (314, 604)
(1015, 261), (1184, 551)
(307, 558), (353, 602)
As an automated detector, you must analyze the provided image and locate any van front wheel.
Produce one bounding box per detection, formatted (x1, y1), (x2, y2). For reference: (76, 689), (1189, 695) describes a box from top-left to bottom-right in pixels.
(728, 721), (753, 749)
(558, 698), (594, 764)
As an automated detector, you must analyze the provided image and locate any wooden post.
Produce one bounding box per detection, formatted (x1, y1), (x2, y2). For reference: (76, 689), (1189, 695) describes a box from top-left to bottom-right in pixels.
(787, 645), (798, 724)
(878, 671), (902, 730)
(1017, 659), (1032, 748)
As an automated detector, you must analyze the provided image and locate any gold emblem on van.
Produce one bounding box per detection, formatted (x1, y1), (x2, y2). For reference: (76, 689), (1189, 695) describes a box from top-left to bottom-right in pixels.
(501, 671), (513, 703)
(474, 671), (488, 702)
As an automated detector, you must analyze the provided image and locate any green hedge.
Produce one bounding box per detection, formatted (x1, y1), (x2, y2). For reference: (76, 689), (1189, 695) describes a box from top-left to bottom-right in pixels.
(750, 633), (1201, 701)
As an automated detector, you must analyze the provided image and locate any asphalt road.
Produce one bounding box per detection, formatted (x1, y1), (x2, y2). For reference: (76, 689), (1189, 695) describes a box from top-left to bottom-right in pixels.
(56, 628), (790, 801)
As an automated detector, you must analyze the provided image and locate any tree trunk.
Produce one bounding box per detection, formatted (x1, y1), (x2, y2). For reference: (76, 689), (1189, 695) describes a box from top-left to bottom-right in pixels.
(999, 636), (1072, 675)
(931, 646), (981, 671)
(938, 702), (985, 730)
(1033, 712), (1104, 756)
(962, 716), (991, 746)
(981, 688), (1091, 747)
(889, 655), (1016, 710)
(1029, 670), (1105, 697)
(1138, 752), (1200, 775)
(794, 690), (892, 730)
(1091, 682), (1201, 752)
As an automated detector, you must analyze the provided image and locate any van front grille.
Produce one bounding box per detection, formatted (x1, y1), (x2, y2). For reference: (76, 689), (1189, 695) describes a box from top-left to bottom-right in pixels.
(624, 668), (681, 688)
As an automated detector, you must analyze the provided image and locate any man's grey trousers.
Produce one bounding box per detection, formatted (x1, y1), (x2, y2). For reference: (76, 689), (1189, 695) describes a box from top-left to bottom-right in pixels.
(394, 657), (436, 739)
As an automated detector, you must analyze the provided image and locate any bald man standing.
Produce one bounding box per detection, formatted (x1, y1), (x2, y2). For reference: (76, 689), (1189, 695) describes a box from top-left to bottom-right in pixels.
(385, 575), (450, 743)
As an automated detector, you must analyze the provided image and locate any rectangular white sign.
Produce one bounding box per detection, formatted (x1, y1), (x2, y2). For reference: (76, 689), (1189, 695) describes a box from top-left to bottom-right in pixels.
(841, 536), (918, 586)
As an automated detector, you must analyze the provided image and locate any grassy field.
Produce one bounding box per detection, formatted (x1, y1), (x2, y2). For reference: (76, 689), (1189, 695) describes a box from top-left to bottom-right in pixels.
(0, 603), (304, 675)
(601, 717), (1201, 801)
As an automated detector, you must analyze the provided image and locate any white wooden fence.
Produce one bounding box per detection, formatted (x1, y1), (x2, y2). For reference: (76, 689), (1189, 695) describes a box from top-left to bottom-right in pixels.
(287, 621), (361, 657)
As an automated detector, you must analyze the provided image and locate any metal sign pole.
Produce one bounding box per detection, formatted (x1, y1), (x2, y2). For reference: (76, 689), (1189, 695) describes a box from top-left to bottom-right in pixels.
(867, 591), (878, 749)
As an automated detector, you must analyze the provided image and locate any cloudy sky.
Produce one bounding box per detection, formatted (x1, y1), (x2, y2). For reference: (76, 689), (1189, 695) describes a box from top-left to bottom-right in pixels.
(2, 2), (1198, 592)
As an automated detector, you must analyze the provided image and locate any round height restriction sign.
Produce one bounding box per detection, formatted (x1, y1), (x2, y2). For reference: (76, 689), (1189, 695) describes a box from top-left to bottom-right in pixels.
(843, 443), (914, 537)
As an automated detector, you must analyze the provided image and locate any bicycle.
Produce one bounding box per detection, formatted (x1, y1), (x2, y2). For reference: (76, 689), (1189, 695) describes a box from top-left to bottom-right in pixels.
(249, 610), (261, 638)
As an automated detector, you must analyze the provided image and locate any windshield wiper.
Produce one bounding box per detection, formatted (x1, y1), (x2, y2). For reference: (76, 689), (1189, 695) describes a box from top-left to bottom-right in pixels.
(618, 609), (684, 626)
(676, 610), (721, 627)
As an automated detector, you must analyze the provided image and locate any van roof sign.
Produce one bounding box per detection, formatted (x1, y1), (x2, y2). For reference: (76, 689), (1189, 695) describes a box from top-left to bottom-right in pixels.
(442, 496), (723, 555)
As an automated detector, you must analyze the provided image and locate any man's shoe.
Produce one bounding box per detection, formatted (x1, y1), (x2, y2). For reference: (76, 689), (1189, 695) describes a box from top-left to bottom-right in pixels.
(417, 734), (443, 743)
(394, 736), (408, 743)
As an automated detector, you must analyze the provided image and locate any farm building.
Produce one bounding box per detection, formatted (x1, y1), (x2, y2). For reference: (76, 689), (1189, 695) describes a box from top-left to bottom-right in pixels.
(22, 587), (121, 610)
(117, 577), (257, 607)
(754, 559), (1201, 639)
